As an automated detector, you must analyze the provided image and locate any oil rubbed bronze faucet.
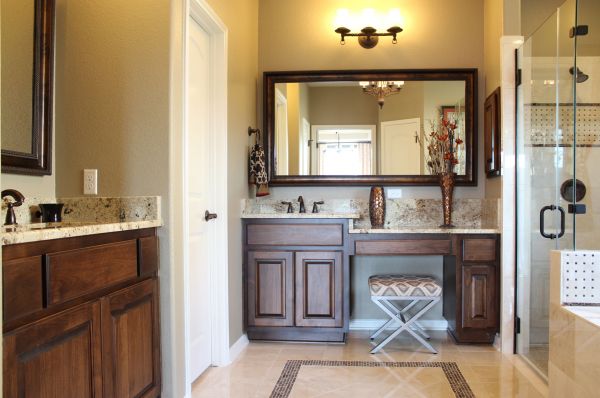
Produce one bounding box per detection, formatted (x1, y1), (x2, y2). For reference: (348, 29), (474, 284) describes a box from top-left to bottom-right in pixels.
(2, 189), (25, 225)
(298, 196), (306, 213)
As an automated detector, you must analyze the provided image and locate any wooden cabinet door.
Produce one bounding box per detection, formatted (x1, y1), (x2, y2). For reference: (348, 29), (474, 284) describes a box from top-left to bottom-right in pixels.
(462, 265), (497, 328)
(3, 302), (103, 398)
(101, 278), (161, 398)
(295, 251), (343, 327)
(247, 251), (294, 327)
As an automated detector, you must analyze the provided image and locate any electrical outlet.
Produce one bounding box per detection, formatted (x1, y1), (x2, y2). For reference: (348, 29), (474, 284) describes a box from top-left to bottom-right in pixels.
(83, 169), (98, 195)
(387, 188), (403, 199)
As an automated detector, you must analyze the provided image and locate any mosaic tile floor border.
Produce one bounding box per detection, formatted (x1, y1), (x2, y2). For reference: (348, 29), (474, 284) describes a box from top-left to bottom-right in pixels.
(270, 360), (475, 398)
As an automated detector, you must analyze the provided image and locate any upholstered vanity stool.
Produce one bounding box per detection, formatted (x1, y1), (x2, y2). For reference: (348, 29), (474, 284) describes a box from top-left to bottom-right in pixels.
(368, 274), (442, 354)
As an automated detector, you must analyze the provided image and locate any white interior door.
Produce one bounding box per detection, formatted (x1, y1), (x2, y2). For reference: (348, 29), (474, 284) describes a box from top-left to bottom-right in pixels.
(299, 118), (310, 175)
(187, 15), (213, 381)
(380, 118), (421, 174)
(275, 89), (289, 174)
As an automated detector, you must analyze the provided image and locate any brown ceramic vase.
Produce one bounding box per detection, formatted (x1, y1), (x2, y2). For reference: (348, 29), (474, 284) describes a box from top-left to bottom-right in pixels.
(369, 186), (385, 228)
(439, 172), (455, 228)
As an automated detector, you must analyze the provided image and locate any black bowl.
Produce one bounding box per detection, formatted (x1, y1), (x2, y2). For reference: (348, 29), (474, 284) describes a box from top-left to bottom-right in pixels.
(39, 203), (65, 223)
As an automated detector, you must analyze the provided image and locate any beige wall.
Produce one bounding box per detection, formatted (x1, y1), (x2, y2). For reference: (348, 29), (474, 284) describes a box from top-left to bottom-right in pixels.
(259, 0), (486, 200)
(204, 0), (259, 347)
(484, 0), (504, 199)
(54, 0), (170, 198)
(521, 0), (566, 39)
(309, 86), (377, 125)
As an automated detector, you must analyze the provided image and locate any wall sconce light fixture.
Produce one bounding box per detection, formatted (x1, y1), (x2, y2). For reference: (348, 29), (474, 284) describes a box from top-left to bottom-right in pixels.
(359, 81), (404, 109)
(334, 8), (403, 49)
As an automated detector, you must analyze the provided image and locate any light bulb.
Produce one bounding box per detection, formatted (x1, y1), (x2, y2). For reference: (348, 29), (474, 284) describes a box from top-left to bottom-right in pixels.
(386, 8), (403, 28)
(334, 8), (351, 28)
(361, 8), (378, 29)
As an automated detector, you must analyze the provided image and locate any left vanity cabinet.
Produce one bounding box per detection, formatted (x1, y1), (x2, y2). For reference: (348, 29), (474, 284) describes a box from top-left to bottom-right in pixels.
(2, 228), (161, 398)
(244, 219), (348, 342)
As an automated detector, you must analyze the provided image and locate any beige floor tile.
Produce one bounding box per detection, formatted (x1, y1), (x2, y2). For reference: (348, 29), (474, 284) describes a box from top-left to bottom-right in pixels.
(191, 331), (547, 398)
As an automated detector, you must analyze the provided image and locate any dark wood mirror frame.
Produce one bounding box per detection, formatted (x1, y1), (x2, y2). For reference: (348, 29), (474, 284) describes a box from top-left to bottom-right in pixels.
(2, 0), (55, 175)
(264, 69), (478, 186)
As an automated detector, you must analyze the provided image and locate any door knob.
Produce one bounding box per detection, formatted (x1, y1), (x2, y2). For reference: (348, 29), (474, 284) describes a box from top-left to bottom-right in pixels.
(205, 210), (217, 221)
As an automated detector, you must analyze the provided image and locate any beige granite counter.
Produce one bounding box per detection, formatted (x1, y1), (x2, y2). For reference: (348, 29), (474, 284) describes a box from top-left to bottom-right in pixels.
(348, 226), (501, 234)
(242, 198), (499, 231)
(1, 196), (162, 245)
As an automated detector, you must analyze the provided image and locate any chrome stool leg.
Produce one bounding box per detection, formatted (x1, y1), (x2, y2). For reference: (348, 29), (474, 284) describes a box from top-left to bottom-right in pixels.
(370, 296), (440, 354)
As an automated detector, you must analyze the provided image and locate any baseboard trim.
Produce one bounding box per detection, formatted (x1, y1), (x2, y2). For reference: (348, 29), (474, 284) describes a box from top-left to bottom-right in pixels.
(228, 334), (249, 363)
(349, 319), (448, 331)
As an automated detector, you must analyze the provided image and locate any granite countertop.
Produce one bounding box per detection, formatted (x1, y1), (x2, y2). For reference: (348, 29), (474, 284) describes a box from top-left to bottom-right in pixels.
(1, 220), (162, 246)
(1, 196), (162, 245)
(241, 212), (361, 219)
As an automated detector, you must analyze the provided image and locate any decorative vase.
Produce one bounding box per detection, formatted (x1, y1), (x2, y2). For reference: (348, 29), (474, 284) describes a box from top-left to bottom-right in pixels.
(439, 172), (455, 228)
(369, 186), (385, 228)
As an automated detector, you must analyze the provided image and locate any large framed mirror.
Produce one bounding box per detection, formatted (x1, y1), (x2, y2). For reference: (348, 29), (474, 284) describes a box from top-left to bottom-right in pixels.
(264, 69), (477, 186)
(1, 0), (55, 175)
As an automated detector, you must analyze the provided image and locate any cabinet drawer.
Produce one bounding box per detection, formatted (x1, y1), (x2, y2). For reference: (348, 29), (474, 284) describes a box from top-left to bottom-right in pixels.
(45, 240), (138, 306)
(3, 256), (44, 322)
(355, 239), (450, 255)
(462, 238), (496, 262)
(247, 224), (343, 246)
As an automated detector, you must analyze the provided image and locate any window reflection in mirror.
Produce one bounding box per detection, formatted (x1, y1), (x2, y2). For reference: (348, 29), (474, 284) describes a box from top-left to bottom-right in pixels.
(273, 80), (466, 177)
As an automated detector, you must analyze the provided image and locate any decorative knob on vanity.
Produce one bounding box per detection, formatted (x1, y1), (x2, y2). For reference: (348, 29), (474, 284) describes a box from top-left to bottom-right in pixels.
(312, 201), (325, 213)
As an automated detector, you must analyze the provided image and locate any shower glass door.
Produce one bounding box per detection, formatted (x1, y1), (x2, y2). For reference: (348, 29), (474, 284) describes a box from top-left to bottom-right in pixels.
(516, 0), (577, 377)
(572, 0), (600, 251)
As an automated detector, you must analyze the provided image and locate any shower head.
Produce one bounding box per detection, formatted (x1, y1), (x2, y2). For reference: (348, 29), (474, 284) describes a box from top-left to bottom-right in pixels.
(569, 66), (589, 83)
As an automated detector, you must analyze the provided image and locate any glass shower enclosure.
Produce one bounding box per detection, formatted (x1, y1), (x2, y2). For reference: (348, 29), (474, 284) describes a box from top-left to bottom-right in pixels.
(516, 0), (600, 377)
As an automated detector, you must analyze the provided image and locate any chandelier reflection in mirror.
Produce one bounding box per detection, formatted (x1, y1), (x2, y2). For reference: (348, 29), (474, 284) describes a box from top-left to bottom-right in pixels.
(359, 81), (404, 108)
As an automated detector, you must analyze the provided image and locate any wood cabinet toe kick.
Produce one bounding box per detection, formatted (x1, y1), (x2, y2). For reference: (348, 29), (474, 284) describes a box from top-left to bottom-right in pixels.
(2, 228), (161, 398)
(243, 219), (500, 344)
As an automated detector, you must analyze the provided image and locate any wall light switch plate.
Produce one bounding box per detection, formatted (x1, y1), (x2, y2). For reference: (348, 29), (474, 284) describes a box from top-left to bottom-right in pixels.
(387, 188), (403, 199)
(83, 169), (98, 195)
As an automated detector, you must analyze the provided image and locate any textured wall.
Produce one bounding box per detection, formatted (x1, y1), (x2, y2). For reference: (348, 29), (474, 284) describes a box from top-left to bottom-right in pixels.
(54, 0), (170, 198)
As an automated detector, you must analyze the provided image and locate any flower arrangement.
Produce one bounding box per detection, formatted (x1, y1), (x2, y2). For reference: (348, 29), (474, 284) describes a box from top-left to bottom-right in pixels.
(425, 115), (463, 175)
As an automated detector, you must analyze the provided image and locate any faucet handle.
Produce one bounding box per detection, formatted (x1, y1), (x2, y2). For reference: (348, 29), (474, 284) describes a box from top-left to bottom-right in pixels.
(281, 201), (293, 213)
(312, 201), (325, 213)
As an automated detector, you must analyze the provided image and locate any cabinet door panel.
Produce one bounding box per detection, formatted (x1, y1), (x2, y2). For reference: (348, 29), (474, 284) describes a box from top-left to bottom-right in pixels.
(247, 251), (294, 327)
(101, 278), (161, 398)
(295, 251), (343, 327)
(3, 302), (103, 398)
(462, 265), (497, 328)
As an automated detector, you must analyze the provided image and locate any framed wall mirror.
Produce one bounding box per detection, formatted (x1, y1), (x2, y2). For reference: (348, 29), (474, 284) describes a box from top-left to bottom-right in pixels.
(1, 0), (55, 175)
(264, 69), (478, 186)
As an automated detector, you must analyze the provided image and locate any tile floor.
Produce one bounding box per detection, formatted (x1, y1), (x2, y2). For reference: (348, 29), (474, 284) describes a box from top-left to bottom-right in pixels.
(192, 331), (549, 397)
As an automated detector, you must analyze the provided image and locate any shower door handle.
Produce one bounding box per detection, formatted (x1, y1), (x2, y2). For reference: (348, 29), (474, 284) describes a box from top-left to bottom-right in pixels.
(539, 205), (566, 239)
(557, 206), (566, 238)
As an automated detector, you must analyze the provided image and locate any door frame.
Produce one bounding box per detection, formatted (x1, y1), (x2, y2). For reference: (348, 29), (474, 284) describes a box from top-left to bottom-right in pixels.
(170, 0), (229, 395)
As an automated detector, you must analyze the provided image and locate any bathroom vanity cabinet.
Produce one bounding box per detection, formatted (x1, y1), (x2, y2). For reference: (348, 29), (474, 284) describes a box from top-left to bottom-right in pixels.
(244, 221), (348, 342)
(243, 218), (500, 344)
(2, 228), (161, 398)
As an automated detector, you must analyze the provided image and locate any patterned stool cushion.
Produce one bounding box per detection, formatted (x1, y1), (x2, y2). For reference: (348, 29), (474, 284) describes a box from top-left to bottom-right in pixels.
(369, 275), (442, 297)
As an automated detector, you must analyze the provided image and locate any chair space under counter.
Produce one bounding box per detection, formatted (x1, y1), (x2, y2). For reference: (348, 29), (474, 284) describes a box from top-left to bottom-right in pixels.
(242, 214), (501, 345)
